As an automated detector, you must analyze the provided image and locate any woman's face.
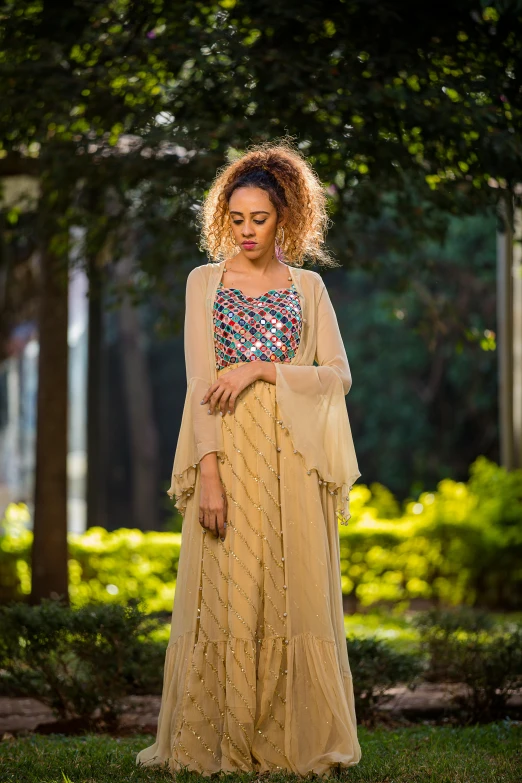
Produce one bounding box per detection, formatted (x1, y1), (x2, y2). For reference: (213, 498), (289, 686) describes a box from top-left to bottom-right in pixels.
(228, 186), (281, 259)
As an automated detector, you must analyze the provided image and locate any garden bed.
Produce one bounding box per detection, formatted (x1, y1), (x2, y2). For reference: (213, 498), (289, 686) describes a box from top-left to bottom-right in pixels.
(2, 685), (521, 738)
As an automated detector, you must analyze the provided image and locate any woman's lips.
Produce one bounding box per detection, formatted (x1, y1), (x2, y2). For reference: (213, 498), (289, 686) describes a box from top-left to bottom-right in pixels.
(242, 242), (257, 249)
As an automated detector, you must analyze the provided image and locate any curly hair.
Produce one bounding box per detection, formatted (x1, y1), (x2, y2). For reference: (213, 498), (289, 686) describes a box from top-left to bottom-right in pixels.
(199, 139), (337, 267)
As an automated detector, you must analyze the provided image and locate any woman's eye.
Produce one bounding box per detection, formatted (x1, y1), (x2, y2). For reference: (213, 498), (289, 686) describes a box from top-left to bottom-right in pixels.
(232, 220), (242, 225)
(254, 220), (267, 225)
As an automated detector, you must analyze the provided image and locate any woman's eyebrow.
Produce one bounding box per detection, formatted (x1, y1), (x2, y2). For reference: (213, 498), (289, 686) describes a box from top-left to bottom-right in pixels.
(229, 210), (270, 216)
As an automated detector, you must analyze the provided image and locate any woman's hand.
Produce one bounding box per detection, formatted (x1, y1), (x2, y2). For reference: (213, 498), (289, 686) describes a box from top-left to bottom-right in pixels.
(199, 455), (228, 540)
(201, 362), (265, 415)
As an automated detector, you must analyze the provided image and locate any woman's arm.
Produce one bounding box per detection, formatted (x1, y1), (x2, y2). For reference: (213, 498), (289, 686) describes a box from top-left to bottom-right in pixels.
(184, 267), (221, 461)
(315, 280), (352, 394)
(271, 277), (360, 521)
(253, 362), (276, 384)
(184, 267), (227, 539)
(202, 358), (276, 414)
(202, 278), (348, 412)
(273, 279), (352, 400)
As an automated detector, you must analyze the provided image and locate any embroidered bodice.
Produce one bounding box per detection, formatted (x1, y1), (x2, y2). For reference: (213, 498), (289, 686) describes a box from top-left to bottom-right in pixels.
(213, 281), (303, 370)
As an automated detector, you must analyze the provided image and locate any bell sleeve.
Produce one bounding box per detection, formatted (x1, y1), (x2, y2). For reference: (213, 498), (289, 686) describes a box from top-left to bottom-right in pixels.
(167, 267), (222, 515)
(274, 280), (361, 523)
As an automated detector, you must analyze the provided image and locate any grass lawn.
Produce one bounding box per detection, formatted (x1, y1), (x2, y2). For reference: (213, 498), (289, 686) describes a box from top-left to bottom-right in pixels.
(343, 611), (420, 653)
(1, 722), (520, 783)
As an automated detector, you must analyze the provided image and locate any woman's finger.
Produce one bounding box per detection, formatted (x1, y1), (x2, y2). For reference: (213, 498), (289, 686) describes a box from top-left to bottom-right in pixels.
(203, 508), (212, 534)
(201, 382), (218, 405)
(228, 391), (238, 414)
(208, 386), (225, 415)
(211, 511), (219, 538)
(223, 494), (229, 537)
(216, 499), (227, 540)
(219, 388), (232, 416)
(204, 507), (216, 537)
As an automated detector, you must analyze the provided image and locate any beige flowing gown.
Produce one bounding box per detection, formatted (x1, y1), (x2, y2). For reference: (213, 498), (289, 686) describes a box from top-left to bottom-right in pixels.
(136, 260), (362, 777)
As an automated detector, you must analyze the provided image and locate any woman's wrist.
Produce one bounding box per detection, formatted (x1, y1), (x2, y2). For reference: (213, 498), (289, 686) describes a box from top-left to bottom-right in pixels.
(200, 452), (220, 478)
(253, 361), (276, 384)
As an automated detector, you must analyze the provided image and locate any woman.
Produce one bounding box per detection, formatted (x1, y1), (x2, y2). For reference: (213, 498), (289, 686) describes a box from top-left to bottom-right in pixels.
(136, 140), (362, 777)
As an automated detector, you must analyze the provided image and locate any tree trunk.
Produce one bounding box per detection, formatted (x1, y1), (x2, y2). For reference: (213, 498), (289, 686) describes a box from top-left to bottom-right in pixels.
(514, 204), (522, 469)
(30, 246), (69, 604)
(497, 194), (522, 470)
(86, 255), (106, 529)
(115, 247), (159, 531)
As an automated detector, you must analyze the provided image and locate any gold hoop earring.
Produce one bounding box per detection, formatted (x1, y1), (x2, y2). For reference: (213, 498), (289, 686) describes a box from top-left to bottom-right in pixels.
(275, 226), (286, 262)
(229, 228), (240, 248)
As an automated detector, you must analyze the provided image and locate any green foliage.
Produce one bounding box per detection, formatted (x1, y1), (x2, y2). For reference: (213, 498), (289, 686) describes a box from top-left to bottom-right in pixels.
(0, 506), (182, 609)
(1, 0), (522, 297)
(343, 610), (421, 655)
(68, 527), (181, 613)
(347, 636), (423, 723)
(0, 600), (165, 724)
(0, 502), (32, 602)
(332, 210), (498, 494)
(0, 599), (520, 730)
(413, 607), (522, 722)
(1, 456), (521, 612)
(339, 456), (522, 611)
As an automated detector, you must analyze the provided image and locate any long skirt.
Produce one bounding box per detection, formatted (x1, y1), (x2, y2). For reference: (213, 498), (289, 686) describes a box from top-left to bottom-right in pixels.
(136, 366), (361, 777)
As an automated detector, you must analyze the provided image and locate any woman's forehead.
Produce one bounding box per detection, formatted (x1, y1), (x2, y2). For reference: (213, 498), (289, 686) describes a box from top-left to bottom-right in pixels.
(228, 186), (274, 212)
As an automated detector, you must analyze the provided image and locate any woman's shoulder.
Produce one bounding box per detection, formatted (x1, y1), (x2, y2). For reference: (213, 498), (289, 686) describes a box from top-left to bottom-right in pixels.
(187, 261), (324, 291)
(303, 268), (324, 283)
(189, 261), (220, 275)
(187, 261), (220, 285)
(294, 267), (325, 290)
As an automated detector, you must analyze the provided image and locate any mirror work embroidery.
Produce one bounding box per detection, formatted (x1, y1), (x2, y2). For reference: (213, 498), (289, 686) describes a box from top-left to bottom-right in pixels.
(213, 282), (303, 370)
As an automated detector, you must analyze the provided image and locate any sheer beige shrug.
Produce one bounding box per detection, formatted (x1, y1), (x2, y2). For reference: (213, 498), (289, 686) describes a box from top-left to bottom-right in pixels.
(168, 259), (361, 523)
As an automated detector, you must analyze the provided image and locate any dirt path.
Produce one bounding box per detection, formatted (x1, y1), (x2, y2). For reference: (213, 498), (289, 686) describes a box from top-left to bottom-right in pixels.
(1, 686), (521, 736)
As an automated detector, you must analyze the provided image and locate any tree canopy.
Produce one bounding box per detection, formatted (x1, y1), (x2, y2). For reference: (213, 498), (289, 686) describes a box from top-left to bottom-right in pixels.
(1, 1), (521, 223)
(2, 1), (517, 600)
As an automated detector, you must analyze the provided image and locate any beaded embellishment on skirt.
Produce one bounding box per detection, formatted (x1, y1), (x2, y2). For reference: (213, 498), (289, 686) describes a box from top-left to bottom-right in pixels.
(136, 368), (362, 776)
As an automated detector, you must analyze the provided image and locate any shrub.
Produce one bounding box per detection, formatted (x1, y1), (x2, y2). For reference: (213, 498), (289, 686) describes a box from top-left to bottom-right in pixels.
(340, 456), (522, 610)
(347, 635), (423, 724)
(1, 456), (521, 612)
(0, 503), (32, 602)
(0, 599), (165, 726)
(413, 607), (522, 722)
(68, 527), (181, 612)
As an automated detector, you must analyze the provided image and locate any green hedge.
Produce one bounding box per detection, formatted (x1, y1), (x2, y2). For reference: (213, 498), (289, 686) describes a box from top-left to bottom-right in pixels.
(0, 511), (181, 612)
(1, 602), (520, 725)
(340, 456), (522, 610)
(1, 456), (521, 612)
(0, 601), (166, 723)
